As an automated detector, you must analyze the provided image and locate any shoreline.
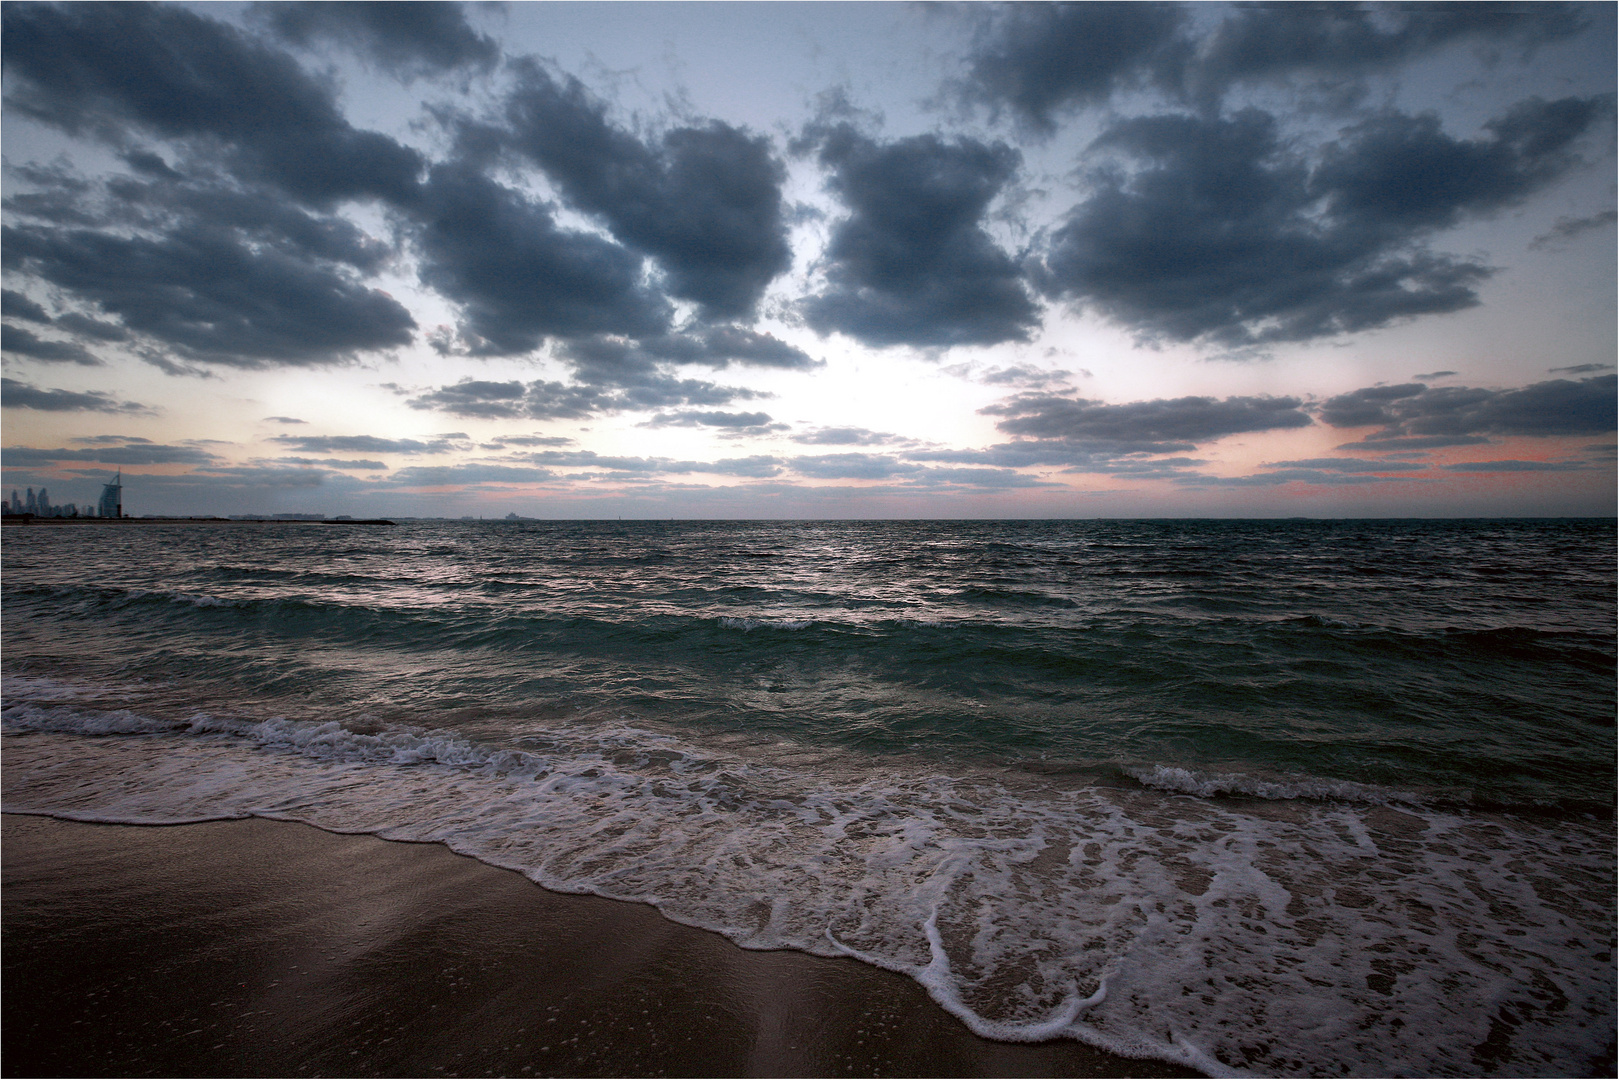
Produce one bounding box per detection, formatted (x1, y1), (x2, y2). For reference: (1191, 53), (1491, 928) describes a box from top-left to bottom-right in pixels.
(2, 813), (1203, 1078)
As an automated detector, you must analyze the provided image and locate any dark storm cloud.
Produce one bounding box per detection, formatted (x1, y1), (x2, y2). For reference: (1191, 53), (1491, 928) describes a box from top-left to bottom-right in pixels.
(1313, 98), (1612, 231)
(1, 323), (101, 365)
(2, 159), (415, 367)
(1179, 3), (1588, 108)
(982, 392), (1314, 449)
(1, 290), (52, 323)
(269, 434), (464, 455)
(1, 1), (424, 208)
(55, 313), (129, 342)
(0, 377), (153, 414)
(502, 63), (791, 319)
(2, 442), (221, 466)
(960, 3), (1589, 128)
(256, 2), (498, 79)
(2, 219), (418, 367)
(958, 3), (1186, 133)
(1036, 98), (1609, 346)
(558, 329), (818, 373)
(799, 125), (1039, 348)
(98, 178), (399, 273)
(408, 379), (613, 421)
(1319, 375), (1617, 440)
(413, 164), (669, 355)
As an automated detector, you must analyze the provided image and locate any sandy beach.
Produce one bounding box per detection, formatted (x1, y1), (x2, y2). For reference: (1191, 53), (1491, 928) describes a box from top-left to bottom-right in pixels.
(3, 813), (1202, 1078)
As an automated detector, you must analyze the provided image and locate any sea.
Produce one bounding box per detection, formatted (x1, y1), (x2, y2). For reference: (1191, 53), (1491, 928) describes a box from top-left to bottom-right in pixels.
(2, 518), (1613, 1077)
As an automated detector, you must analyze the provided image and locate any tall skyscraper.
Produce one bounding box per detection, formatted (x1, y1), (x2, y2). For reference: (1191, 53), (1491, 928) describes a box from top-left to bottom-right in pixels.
(98, 471), (122, 519)
(25, 488), (36, 514)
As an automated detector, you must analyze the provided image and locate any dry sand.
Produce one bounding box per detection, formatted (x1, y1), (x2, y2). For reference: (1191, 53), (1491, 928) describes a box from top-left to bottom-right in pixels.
(3, 813), (1202, 1078)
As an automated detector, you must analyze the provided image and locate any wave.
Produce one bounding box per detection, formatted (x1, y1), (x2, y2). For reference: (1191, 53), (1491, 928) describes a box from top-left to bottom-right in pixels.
(1123, 763), (1423, 805)
(3, 689), (1613, 1077)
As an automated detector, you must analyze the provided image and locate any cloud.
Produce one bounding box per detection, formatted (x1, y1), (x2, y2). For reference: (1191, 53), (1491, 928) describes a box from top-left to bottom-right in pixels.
(799, 124), (1039, 348)
(1, 323), (102, 365)
(1180, 4), (1588, 107)
(255, 1), (499, 79)
(1, 289), (52, 323)
(502, 63), (791, 319)
(1548, 363), (1615, 375)
(1530, 209), (1618, 250)
(0, 377), (153, 414)
(559, 328), (819, 373)
(1260, 458), (1428, 474)
(55, 313), (129, 341)
(981, 391), (1314, 450)
(387, 463), (559, 487)
(265, 416), (308, 424)
(3, 442), (222, 466)
(270, 457), (388, 470)
(641, 410), (780, 432)
(513, 449), (784, 479)
(1319, 375), (1617, 440)
(412, 163), (669, 354)
(790, 426), (905, 446)
(787, 452), (918, 480)
(487, 435), (574, 448)
(2, 218), (418, 368)
(1, 2), (425, 208)
(269, 434), (464, 455)
(958, 3), (1590, 128)
(957, 3), (1185, 133)
(1442, 459), (1593, 472)
(1036, 98), (1608, 346)
(1413, 370), (1457, 379)
(406, 369), (760, 422)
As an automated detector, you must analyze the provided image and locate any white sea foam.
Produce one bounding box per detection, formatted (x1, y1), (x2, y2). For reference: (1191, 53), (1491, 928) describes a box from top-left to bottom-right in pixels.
(718, 616), (813, 631)
(1125, 763), (1418, 805)
(2, 698), (1612, 1077)
(126, 589), (234, 607)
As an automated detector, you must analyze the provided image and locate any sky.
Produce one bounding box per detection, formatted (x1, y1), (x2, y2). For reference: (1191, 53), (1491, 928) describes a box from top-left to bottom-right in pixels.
(2, 1), (1614, 519)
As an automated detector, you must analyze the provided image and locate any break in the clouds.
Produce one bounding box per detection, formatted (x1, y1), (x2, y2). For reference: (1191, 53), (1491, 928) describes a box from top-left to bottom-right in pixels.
(2, 2), (1613, 517)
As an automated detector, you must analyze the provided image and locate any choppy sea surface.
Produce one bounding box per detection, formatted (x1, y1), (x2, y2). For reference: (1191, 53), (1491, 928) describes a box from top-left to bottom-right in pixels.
(3, 518), (1613, 1076)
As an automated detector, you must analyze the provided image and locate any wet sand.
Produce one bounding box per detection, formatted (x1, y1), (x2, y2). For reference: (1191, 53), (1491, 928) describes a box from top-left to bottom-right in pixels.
(2, 814), (1202, 1078)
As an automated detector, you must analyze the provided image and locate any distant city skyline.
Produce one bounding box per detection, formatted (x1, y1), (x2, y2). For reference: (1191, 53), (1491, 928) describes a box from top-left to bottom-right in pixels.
(2, 2), (1614, 517)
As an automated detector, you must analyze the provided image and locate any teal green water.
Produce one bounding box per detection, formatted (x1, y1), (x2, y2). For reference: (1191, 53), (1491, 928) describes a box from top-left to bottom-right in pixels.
(3, 519), (1614, 1076)
(4, 518), (1613, 808)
